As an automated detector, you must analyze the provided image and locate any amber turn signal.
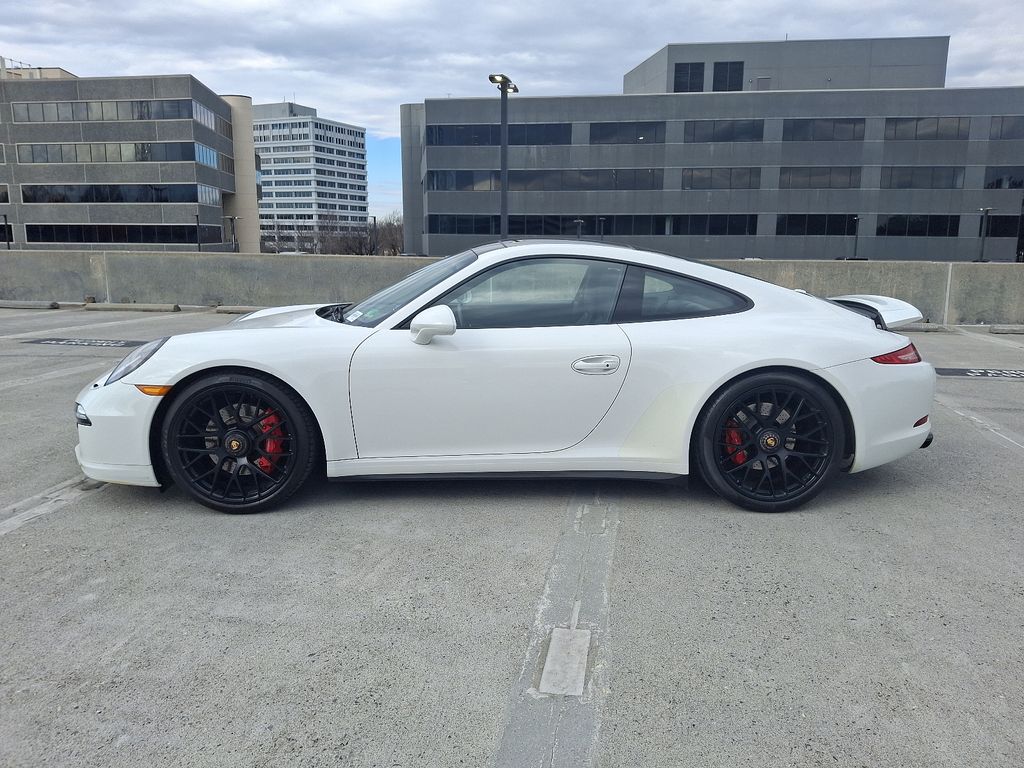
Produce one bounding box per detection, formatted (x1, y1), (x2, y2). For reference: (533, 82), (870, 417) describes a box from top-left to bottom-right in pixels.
(135, 385), (173, 396)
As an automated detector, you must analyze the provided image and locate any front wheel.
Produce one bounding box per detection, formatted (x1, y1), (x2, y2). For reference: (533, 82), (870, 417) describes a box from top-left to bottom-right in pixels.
(161, 372), (318, 513)
(695, 372), (846, 513)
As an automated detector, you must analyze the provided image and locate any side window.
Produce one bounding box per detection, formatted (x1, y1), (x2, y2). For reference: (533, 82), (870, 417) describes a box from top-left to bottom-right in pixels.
(614, 266), (750, 322)
(436, 257), (626, 329)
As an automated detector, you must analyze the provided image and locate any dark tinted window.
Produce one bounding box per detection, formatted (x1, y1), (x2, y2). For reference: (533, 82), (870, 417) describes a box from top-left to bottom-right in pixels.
(876, 215), (960, 237)
(990, 116), (1024, 140)
(682, 167), (761, 189)
(712, 61), (744, 91)
(438, 258), (626, 329)
(673, 62), (704, 92)
(984, 166), (1024, 189)
(776, 214), (858, 236)
(425, 123), (571, 146)
(782, 119), (865, 141)
(984, 215), (1021, 238)
(614, 266), (749, 322)
(589, 122), (665, 144)
(683, 120), (764, 143)
(779, 167), (862, 189)
(25, 224), (221, 243)
(880, 166), (965, 189)
(885, 117), (970, 140)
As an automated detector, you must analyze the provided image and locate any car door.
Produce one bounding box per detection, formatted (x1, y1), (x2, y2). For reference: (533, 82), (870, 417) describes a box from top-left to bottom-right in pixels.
(348, 257), (632, 458)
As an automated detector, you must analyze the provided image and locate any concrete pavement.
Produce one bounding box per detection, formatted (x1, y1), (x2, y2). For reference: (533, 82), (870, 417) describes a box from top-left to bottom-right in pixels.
(0, 308), (1021, 767)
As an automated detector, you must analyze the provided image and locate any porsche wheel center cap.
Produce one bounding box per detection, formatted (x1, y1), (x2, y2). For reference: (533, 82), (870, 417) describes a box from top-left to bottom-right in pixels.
(224, 431), (250, 457)
(759, 431), (782, 452)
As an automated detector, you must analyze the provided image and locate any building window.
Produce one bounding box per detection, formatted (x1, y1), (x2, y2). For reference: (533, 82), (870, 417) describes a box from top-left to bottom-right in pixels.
(981, 215), (1022, 238)
(425, 124), (571, 146)
(12, 99), (191, 123)
(589, 122), (665, 144)
(988, 116), (1024, 140)
(881, 167), (965, 189)
(683, 120), (764, 143)
(782, 119), (866, 141)
(779, 167), (862, 189)
(712, 61), (744, 91)
(681, 168), (761, 189)
(0, 184), (8, 204)
(25, 224), (222, 244)
(875, 215), (960, 237)
(776, 214), (859, 236)
(884, 117), (970, 140)
(673, 62), (704, 93)
(984, 166), (1024, 189)
(426, 213), (755, 236)
(426, 168), (664, 191)
(16, 142), (196, 164)
(21, 184), (204, 204)
(0, 145), (5, 163)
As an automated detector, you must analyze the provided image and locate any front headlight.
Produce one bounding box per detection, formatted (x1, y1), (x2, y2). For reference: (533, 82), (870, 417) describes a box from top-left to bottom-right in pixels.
(105, 337), (169, 386)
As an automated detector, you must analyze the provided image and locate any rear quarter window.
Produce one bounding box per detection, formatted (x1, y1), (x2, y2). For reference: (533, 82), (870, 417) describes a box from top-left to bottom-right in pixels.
(614, 265), (751, 322)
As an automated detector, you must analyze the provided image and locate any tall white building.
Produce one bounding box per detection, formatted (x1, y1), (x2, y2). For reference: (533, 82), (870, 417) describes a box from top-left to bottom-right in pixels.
(252, 102), (367, 251)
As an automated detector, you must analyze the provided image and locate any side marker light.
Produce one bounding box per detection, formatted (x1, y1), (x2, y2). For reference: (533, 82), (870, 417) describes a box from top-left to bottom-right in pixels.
(135, 385), (173, 396)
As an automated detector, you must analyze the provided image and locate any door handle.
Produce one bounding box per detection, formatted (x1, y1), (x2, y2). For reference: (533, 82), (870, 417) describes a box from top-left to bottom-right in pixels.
(572, 355), (620, 375)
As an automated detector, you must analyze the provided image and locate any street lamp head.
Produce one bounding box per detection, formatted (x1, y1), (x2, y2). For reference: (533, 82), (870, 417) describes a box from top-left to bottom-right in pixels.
(508, 83), (519, 94)
(488, 74), (509, 84)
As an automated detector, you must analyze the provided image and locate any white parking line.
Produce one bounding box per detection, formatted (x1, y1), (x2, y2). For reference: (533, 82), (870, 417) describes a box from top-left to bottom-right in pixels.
(0, 312), (184, 341)
(0, 360), (111, 393)
(935, 394), (1024, 454)
(0, 477), (106, 537)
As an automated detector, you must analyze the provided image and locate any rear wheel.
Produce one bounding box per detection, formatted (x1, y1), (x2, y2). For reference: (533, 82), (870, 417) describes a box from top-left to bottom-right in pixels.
(161, 372), (318, 513)
(696, 372), (845, 513)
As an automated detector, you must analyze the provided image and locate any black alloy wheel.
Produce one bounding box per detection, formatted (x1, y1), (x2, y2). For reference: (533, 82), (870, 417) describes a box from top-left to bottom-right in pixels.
(696, 372), (845, 513)
(161, 372), (318, 513)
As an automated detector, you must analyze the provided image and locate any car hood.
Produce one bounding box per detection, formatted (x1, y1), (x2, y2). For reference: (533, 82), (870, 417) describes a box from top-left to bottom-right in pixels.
(226, 304), (338, 329)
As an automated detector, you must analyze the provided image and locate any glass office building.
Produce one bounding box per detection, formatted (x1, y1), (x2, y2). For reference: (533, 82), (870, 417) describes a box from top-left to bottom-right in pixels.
(252, 102), (367, 252)
(0, 68), (259, 251)
(401, 37), (1024, 261)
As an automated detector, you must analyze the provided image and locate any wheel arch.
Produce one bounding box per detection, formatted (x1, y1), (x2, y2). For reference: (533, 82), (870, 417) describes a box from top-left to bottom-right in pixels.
(686, 365), (856, 476)
(148, 365), (326, 488)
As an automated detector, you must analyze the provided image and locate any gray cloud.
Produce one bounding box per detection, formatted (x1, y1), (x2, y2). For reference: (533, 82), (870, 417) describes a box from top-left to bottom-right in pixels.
(2, 0), (1022, 138)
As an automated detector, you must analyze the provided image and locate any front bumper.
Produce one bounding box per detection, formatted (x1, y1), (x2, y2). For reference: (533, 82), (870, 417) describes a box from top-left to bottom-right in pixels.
(74, 375), (163, 487)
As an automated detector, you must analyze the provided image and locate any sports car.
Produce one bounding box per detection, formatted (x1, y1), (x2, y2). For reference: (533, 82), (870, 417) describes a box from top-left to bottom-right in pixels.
(75, 240), (935, 514)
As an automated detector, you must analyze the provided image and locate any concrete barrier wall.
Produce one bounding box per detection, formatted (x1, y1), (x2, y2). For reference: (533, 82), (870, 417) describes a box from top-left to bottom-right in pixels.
(1, 249), (1022, 324)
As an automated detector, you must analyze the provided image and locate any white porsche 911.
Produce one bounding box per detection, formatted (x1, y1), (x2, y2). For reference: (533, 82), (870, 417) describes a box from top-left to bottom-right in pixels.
(75, 240), (934, 514)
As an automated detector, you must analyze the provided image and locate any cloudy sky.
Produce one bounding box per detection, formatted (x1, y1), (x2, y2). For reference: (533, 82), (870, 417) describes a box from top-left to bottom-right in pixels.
(2, 0), (1022, 215)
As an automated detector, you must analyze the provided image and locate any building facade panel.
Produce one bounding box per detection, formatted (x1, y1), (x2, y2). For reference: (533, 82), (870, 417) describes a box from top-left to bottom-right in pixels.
(403, 38), (1024, 261)
(0, 70), (257, 251)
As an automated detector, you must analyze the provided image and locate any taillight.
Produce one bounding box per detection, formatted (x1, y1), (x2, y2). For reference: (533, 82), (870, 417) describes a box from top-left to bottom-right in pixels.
(872, 343), (922, 364)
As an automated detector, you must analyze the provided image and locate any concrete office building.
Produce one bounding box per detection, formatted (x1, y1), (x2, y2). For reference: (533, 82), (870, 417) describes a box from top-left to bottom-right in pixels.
(252, 102), (367, 252)
(401, 36), (1024, 260)
(0, 62), (259, 252)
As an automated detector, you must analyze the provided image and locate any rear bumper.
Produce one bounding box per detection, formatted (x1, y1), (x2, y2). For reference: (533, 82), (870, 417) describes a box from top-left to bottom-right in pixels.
(819, 358), (936, 473)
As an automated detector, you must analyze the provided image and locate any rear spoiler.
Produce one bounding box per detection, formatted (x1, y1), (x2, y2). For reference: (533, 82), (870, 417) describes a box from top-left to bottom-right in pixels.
(827, 294), (923, 330)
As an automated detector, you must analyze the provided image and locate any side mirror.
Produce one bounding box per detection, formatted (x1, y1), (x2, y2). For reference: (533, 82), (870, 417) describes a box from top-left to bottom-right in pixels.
(410, 305), (456, 345)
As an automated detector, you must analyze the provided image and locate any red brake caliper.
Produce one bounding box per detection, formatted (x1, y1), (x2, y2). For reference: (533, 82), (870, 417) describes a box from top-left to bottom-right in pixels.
(724, 419), (747, 465)
(254, 411), (284, 474)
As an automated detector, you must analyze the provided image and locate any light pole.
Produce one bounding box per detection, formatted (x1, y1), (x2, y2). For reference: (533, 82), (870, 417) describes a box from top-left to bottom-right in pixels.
(194, 212), (201, 252)
(489, 73), (518, 240)
(851, 215), (860, 260)
(222, 216), (240, 252)
(598, 217), (606, 241)
(2, 214), (10, 250)
(975, 207), (994, 262)
(368, 215), (378, 255)
(573, 218), (584, 239)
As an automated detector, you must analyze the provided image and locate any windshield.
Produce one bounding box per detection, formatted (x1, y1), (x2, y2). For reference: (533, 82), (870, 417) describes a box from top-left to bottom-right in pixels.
(343, 250), (479, 327)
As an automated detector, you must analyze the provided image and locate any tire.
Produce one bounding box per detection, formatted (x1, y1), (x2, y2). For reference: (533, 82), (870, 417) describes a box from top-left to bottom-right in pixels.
(160, 372), (318, 513)
(695, 372), (846, 513)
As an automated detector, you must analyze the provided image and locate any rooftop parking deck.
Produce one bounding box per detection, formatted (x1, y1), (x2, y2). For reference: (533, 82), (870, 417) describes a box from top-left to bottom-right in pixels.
(1, 306), (1022, 767)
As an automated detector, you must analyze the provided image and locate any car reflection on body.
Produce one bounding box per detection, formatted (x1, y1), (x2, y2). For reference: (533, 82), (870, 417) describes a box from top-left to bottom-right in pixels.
(75, 240), (934, 514)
